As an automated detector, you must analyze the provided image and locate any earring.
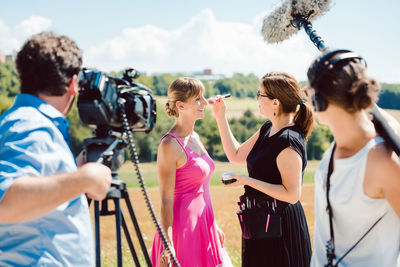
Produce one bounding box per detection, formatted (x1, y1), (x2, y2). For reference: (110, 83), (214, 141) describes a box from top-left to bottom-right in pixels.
(273, 112), (276, 116)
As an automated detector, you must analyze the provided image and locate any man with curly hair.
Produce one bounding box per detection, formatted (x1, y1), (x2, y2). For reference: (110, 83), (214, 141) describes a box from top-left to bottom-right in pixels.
(0, 32), (112, 266)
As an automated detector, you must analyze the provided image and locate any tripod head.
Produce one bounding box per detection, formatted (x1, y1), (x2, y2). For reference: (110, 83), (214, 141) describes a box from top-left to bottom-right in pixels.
(84, 127), (127, 172)
(83, 127), (129, 200)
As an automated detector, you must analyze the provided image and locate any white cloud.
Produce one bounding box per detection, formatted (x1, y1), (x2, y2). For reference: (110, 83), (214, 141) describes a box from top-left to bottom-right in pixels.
(15, 16), (52, 36)
(0, 10), (398, 83)
(0, 16), (52, 54)
(84, 8), (315, 81)
(0, 19), (20, 53)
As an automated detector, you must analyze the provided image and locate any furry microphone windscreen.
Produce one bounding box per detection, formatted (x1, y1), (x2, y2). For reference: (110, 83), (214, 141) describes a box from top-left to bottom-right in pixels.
(261, 0), (334, 43)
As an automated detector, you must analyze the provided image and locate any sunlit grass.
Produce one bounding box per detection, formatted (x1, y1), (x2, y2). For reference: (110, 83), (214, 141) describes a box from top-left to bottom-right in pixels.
(117, 160), (319, 188)
(98, 159), (319, 266)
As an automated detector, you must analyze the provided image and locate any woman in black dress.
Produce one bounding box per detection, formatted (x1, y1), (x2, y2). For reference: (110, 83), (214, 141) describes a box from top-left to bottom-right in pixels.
(211, 72), (314, 267)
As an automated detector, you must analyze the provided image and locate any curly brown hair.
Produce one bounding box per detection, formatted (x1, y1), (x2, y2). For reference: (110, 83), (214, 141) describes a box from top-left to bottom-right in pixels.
(15, 31), (82, 96)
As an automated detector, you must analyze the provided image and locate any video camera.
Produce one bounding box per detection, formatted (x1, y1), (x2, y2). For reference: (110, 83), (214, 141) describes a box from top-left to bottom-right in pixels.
(77, 68), (156, 133)
(78, 68), (178, 267)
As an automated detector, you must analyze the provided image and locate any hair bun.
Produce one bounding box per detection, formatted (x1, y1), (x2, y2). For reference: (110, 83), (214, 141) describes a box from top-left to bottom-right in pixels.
(165, 102), (176, 117)
(350, 77), (380, 110)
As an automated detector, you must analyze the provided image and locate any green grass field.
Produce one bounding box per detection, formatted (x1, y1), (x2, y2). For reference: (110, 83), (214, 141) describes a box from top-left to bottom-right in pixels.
(117, 159), (319, 188)
(98, 160), (318, 267)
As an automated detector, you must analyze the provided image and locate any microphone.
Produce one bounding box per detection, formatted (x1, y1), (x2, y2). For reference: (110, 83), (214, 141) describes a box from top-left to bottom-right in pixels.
(261, 0), (334, 51)
(261, 0), (400, 156)
(208, 93), (231, 104)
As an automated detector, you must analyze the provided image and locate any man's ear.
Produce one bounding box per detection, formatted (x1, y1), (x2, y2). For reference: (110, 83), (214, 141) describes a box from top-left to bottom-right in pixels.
(68, 75), (78, 96)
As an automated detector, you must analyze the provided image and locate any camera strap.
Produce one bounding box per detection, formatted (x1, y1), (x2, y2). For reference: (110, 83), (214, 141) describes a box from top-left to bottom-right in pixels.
(325, 143), (388, 267)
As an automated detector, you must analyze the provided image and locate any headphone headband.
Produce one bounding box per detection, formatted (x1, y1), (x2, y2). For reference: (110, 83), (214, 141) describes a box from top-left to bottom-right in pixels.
(309, 49), (367, 88)
(307, 49), (367, 112)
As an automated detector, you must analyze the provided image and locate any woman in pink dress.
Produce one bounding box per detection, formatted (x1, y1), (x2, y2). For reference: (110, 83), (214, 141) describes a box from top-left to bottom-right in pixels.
(151, 77), (232, 267)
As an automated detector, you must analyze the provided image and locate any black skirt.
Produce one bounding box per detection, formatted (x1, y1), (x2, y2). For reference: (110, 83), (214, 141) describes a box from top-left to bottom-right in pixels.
(241, 201), (311, 267)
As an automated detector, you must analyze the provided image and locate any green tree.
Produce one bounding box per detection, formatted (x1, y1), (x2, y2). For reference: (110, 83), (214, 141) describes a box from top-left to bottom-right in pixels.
(213, 78), (239, 96)
(133, 135), (156, 162)
(0, 61), (20, 97)
(201, 80), (214, 98)
(66, 102), (92, 156)
(306, 125), (333, 160)
(0, 61), (19, 115)
(128, 100), (174, 162)
(153, 74), (176, 96)
(0, 96), (13, 114)
(195, 108), (265, 161)
(137, 75), (155, 91)
(375, 83), (400, 109)
(195, 110), (225, 159)
(212, 73), (260, 98)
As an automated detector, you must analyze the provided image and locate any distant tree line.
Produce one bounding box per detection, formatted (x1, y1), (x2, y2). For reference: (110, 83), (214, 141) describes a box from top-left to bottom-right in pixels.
(118, 71), (261, 99)
(0, 61), (19, 114)
(377, 83), (400, 109)
(1, 62), (399, 162)
(115, 70), (400, 109)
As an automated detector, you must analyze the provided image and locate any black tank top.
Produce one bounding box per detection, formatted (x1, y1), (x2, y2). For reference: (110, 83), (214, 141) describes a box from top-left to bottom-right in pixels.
(245, 120), (307, 198)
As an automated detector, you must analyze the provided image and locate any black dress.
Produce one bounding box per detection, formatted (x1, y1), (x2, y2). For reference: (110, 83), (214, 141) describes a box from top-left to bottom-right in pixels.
(242, 121), (311, 267)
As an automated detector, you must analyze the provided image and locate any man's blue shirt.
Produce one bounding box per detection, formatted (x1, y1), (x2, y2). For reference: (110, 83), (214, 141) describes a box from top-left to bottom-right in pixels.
(0, 94), (94, 266)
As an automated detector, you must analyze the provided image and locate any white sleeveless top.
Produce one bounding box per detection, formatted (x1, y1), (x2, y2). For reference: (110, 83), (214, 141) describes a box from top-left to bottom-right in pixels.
(311, 137), (400, 267)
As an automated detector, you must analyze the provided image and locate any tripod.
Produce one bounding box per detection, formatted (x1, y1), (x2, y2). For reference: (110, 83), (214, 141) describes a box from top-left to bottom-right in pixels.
(84, 134), (152, 267)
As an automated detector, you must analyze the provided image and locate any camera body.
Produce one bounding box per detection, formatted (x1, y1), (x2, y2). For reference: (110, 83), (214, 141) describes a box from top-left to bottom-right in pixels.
(77, 68), (156, 133)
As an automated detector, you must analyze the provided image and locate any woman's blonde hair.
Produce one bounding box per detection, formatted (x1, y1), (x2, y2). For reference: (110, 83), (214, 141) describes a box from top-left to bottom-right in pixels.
(165, 77), (205, 117)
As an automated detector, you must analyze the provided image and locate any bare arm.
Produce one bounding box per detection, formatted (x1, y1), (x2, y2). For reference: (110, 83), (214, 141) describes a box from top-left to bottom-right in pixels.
(226, 147), (303, 204)
(381, 153), (400, 218)
(157, 137), (181, 245)
(365, 144), (400, 218)
(211, 98), (260, 163)
(0, 162), (111, 223)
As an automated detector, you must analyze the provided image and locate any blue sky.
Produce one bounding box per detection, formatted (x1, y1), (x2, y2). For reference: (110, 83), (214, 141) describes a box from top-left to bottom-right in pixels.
(1, 0), (399, 83)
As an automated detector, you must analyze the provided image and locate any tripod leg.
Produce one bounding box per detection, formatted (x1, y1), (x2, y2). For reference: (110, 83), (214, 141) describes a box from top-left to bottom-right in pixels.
(94, 201), (101, 267)
(121, 213), (141, 266)
(114, 199), (123, 267)
(122, 191), (152, 266)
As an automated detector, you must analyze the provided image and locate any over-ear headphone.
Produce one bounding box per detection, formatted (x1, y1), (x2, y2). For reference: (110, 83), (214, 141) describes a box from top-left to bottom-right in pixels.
(307, 49), (367, 112)
(312, 92), (328, 112)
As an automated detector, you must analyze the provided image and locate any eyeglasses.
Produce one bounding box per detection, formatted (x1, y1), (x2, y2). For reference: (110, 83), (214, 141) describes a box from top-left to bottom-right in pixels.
(256, 91), (274, 100)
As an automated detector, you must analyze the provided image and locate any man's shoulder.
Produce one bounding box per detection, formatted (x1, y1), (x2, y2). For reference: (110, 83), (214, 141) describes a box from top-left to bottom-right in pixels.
(0, 106), (58, 144)
(1, 106), (53, 129)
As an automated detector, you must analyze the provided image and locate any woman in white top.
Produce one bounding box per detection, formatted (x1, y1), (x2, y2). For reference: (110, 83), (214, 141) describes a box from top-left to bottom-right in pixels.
(306, 49), (400, 267)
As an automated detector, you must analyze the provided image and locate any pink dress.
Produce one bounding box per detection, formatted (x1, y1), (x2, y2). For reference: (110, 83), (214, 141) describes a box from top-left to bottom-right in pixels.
(151, 132), (229, 267)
